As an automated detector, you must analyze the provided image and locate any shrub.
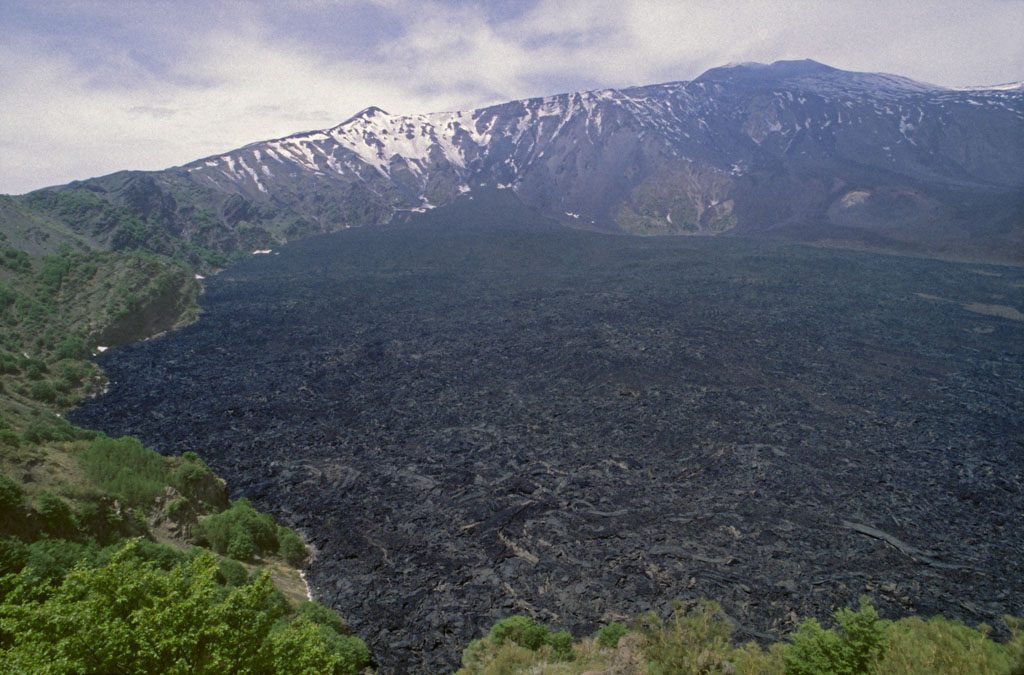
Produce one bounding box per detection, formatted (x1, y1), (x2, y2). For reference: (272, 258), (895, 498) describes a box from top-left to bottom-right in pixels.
(640, 599), (779, 674)
(29, 380), (58, 403)
(277, 526), (308, 566)
(35, 492), (78, 538)
(171, 457), (227, 510)
(483, 615), (575, 662)
(0, 474), (25, 521)
(316, 625), (373, 674)
(54, 335), (87, 360)
(24, 538), (99, 582)
(218, 558), (250, 587)
(784, 597), (888, 675)
(489, 615), (551, 651)
(875, 615), (1016, 674)
(79, 435), (170, 506)
(199, 499), (278, 562)
(546, 629), (574, 661)
(24, 361), (47, 380)
(74, 499), (142, 544)
(597, 621), (630, 648)
(0, 542), (369, 674)
(0, 536), (29, 575)
(297, 600), (349, 635)
(227, 530), (258, 562)
(165, 497), (192, 520)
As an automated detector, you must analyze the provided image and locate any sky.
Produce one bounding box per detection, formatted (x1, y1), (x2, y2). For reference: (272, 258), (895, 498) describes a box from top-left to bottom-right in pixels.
(1, 0), (1022, 194)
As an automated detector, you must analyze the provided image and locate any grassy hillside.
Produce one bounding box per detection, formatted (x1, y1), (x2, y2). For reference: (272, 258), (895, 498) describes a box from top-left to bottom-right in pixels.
(0, 245), (371, 673)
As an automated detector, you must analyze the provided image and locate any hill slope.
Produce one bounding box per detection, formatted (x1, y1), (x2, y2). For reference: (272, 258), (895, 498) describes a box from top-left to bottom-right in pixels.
(5, 60), (1023, 265)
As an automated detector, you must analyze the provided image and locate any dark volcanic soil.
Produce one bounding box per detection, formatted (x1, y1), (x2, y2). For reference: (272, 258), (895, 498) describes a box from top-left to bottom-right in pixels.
(72, 221), (1024, 673)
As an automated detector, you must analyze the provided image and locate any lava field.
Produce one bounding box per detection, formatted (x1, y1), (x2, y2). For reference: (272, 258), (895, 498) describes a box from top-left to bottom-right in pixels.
(72, 221), (1024, 672)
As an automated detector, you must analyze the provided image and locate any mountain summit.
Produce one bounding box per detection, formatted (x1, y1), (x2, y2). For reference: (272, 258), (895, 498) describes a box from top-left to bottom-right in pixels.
(5, 60), (1023, 263)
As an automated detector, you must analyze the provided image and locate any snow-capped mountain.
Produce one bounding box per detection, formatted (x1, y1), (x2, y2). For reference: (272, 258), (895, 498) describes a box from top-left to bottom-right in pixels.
(12, 59), (1024, 263)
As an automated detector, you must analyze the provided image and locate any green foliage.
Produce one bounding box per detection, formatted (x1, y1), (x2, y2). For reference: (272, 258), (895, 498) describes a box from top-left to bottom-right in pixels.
(227, 530), (258, 562)
(546, 629), (574, 661)
(277, 525), (308, 566)
(0, 536), (29, 575)
(22, 414), (90, 443)
(23, 538), (100, 582)
(0, 474), (25, 523)
(170, 456), (226, 509)
(296, 600), (349, 635)
(28, 380), (57, 403)
(35, 492), (79, 538)
(54, 335), (87, 360)
(875, 615), (1016, 674)
(0, 248), (31, 273)
(785, 597), (889, 675)
(640, 599), (780, 675)
(482, 615), (575, 662)
(199, 498), (279, 562)
(0, 541), (368, 674)
(218, 558), (250, 587)
(596, 621), (629, 648)
(489, 615), (552, 651)
(79, 435), (170, 506)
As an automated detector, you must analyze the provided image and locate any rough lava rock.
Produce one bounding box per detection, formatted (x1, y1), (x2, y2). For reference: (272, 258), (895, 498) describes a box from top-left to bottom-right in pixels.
(71, 222), (1024, 672)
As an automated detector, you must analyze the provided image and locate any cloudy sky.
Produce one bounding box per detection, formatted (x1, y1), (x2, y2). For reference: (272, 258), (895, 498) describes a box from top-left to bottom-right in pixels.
(1, 0), (1022, 194)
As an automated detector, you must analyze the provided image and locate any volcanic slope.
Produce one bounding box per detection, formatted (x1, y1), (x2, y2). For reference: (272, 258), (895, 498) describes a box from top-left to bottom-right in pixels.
(10, 60), (1024, 265)
(71, 218), (1024, 672)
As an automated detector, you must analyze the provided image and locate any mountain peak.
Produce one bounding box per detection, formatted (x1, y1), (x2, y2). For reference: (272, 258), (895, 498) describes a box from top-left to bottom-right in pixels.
(341, 106), (390, 124)
(694, 58), (839, 86)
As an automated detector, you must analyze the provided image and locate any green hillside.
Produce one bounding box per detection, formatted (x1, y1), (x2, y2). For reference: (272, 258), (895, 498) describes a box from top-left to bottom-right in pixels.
(0, 245), (370, 674)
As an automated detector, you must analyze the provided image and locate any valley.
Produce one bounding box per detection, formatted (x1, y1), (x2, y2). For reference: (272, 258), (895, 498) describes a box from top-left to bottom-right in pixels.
(70, 219), (1024, 672)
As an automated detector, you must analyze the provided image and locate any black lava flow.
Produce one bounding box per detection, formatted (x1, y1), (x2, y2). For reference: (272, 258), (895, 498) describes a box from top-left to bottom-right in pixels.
(72, 222), (1024, 673)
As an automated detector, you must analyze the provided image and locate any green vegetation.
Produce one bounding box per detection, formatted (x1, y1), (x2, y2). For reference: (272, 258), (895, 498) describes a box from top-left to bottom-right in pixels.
(197, 498), (308, 564)
(0, 245), (199, 421)
(0, 541), (370, 674)
(459, 599), (1024, 674)
(0, 245), (368, 672)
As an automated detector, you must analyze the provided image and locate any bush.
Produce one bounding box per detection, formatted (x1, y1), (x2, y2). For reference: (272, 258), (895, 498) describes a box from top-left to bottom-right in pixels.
(24, 538), (99, 582)
(489, 615), (551, 651)
(199, 499), (278, 562)
(484, 615), (575, 661)
(218, 558), (250, 587)
(640, 599), (780, 674)
(54, 335), (87, 360)
(29, 380), (58, 403)
(79, 435), (170, 506)
(73, 499), (141, 543)
(875, 615), (1015, 674)
(0, 429), (19, 448)
(171, 457), (227, 510)
(297, 600), (349, 635)
(0, 542), (369, 674)
(0, 474), (25, 522)
(35, 492), (78, 538)
(784, 597), (889, 675)
(227, 530), (258, 562)
(0, 536), (29, 575)
(546, 629), (574, 661)
(597, 621), (629, 648)
(277, 526), (308, 566)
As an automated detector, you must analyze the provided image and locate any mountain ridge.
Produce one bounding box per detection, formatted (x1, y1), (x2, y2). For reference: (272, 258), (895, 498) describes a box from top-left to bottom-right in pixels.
(5, 59), (1023, 265)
